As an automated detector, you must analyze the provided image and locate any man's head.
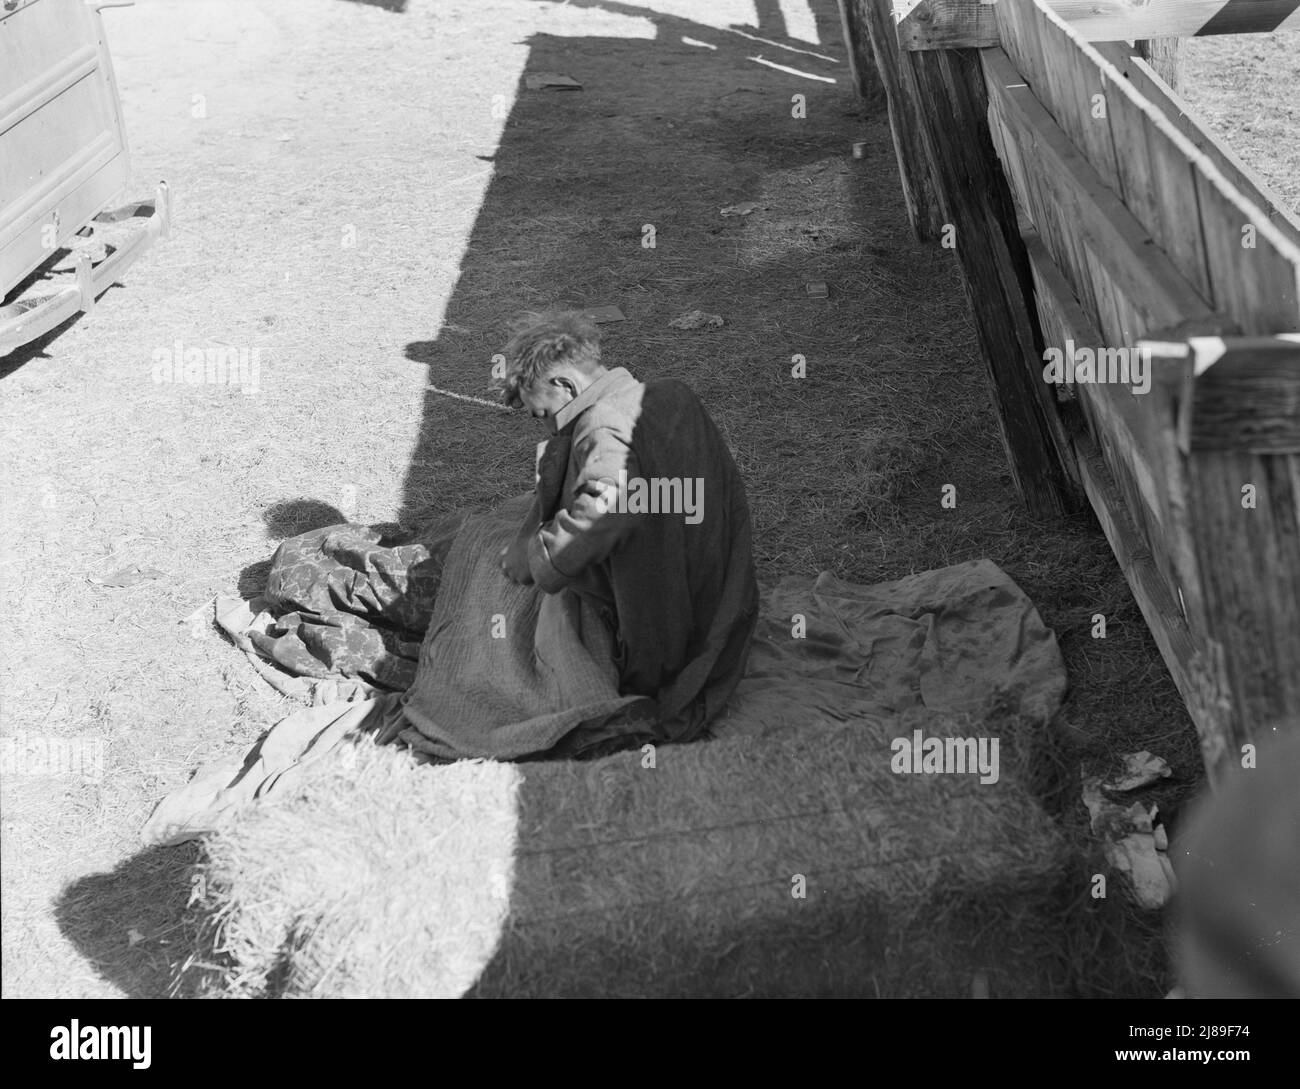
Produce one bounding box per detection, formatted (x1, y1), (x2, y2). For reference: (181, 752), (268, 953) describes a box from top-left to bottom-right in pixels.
(497, 311), (606, 432)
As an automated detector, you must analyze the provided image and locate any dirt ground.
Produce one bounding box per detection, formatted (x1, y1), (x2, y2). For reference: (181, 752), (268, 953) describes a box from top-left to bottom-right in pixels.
(1, 0), (1292, 998)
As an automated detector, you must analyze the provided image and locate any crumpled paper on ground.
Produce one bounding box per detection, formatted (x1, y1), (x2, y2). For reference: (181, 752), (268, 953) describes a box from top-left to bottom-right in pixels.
(1082, 751), (1177, 909)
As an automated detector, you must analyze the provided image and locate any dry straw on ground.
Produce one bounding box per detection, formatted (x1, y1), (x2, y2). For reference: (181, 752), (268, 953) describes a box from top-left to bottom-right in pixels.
(183, 740), (521, 999)
(179, 707), (1088, 998)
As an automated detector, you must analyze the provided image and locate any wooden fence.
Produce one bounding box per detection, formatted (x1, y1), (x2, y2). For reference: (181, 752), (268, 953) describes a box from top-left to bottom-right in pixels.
(842, 0), (1300, 783)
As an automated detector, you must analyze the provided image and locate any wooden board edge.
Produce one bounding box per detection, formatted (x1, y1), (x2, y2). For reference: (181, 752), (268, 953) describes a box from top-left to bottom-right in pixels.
(1073, 432), (1233, 782)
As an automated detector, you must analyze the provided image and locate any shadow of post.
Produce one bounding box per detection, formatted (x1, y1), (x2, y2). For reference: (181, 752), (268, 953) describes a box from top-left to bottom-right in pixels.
(396, 0), (857, 530)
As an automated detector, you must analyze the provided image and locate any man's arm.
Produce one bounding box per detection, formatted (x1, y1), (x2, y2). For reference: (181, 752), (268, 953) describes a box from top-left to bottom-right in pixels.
(527, 423), (642, 593)
(501, 436), (568, 584)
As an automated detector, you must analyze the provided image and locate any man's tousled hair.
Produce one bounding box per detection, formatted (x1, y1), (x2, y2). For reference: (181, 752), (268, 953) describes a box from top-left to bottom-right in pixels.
(495, 310), (602, 408)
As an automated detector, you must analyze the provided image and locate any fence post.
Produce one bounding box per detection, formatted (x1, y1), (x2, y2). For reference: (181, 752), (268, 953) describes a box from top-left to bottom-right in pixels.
(836, 0), (884, 106)
(852, 0), (945, 242)
(1136, 38), (1185, 91)
(1178, 337), (1300, 781)
(902, 43), (1078, 517)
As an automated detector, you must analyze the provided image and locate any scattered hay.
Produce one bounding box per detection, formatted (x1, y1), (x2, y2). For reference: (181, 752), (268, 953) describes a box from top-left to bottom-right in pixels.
(181, 710), (1079, 998)
(185, 739), (520, 998)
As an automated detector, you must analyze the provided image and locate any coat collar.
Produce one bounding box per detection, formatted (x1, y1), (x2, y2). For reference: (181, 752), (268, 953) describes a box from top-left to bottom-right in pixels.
(553, 367), (636, 432)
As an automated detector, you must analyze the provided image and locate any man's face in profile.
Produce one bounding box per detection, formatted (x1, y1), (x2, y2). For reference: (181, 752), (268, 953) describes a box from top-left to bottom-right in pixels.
(518, 375), (576, 434)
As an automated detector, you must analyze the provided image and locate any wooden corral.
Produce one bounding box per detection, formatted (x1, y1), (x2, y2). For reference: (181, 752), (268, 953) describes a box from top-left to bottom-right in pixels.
(842, 0), (1300, 783)
(894, 0), (1300, 50)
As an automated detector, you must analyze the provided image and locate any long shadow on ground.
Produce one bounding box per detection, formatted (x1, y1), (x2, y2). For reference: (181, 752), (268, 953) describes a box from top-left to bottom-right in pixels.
(395, 0), (908, 546)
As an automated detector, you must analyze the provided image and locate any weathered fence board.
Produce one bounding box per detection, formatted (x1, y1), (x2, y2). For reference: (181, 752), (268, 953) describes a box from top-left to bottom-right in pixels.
(1072, 429), (1233, 774)
(853, 0), (944, 241)
(1025, 228), (1204, 640)
(907, 44), (1078, 512)
(897, 1), (1300, 50)
(992, 2), (1300, 336)
(1095, 46), (1300, 248)
(1024, 231), (1171, 540)
(1194, 173), (1300, 334)
(1185, 336), (1300, 451)
(1049, 0), (1300, 39)
(1183, 438), (1300, 772)
(1133, 39), (1183, 92)
(984, 49), (1222, 344)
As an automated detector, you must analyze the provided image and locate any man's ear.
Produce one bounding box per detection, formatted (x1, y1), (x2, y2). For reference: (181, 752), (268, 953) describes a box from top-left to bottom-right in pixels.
(550, 374), (579, 399)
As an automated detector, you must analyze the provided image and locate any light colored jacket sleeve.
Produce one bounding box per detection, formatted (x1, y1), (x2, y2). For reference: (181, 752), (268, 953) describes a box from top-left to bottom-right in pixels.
(527, 418), (642, 593)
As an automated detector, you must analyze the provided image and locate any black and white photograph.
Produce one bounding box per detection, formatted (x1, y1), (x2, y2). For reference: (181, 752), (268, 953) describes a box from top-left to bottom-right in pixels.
(2, 0), (1298, 1036)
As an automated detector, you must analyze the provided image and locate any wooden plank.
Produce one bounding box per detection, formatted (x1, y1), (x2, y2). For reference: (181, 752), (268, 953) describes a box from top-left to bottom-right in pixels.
(1186, 447), (1300, 767)
(1072, 431), (1234, 784)
(1024, 0), (1076, 129)
(1183, 336), (1300, 453)
(1105, 50), (1300, 247)
(1080, 247), (1131, 360)
(1194, 165), (1300, 334)
(982, 65), (1034, 224)
(984, 49), (1222, 339)
(983, 83), (1021, 203)
(1134, 38), (1183, 92)
(1051, 0), (1300, 40)
(898, 1), (1300, 49)
(895, 0), (998, 50)
(1025, 229), (1198, 612)
(984, 54), (1100, 324)
(1021, 1), (1300, 333)
(854, 0), (944, 241)
(837, 0), (884, 104)
(1090, 51), (1217, 303)
(1008, 3), (1211, 302)
(1142, 334), (1300, 769)
(992, 0), (1052, 110)
(1096, 57), (1215, 301)
(1033, 240), (1155, 519)
(837, 0), (864, 99)
(1089, 40), (1133, 70)
(1016, 0), (1121, 193)
(1056, 14), (1122, 194)
(987, 99), (1098, 330)
(908, 3), (1300, 772)
(903, 43), (1076, 515)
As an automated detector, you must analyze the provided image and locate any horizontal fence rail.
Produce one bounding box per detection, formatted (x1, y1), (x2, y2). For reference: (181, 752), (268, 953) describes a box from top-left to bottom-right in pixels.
(897, 0), (1300, 50)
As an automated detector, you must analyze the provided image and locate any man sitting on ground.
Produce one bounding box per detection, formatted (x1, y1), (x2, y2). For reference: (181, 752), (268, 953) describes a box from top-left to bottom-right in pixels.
(495, 310), (758, 744)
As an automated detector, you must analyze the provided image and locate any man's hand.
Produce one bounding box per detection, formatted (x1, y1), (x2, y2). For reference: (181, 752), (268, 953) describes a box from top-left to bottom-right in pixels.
(499, 540), (533, 584)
